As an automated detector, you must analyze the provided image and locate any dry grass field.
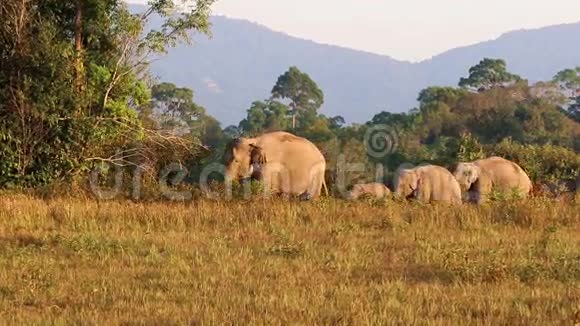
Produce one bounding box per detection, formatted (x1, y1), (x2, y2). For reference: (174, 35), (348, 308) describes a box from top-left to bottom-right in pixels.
(0, 195), (578, 324)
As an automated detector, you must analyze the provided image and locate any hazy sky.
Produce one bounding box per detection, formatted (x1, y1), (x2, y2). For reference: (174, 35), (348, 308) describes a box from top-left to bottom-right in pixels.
(130, 0), (580, 62)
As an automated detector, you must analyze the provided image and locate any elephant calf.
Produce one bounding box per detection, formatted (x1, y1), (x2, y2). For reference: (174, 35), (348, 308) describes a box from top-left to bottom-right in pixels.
(453, 156), (532, 204)
(346, 183), (391, 200)
(393, 165), (462, 204)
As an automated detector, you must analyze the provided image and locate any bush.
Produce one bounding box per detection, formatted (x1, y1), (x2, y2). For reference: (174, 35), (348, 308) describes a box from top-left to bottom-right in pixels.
(488, 139), (580, 183)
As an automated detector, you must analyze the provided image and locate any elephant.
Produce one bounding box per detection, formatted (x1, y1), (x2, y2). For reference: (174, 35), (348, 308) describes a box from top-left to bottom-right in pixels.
(453, 156), (532, 204)
(346, 183), (391, 200)
(223, 131), (328, 199)
(393, 165), (462, 204)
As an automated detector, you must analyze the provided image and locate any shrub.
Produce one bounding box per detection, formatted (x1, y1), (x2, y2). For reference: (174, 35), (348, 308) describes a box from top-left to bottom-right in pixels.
(488, 139), (580, 183)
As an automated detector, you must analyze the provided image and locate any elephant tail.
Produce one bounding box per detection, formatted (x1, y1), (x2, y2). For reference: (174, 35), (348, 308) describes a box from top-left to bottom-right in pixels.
(322, 179), (329, 197)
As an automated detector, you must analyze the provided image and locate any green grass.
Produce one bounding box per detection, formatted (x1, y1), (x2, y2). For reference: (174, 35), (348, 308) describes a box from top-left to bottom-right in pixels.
(0, 195), (578, 324)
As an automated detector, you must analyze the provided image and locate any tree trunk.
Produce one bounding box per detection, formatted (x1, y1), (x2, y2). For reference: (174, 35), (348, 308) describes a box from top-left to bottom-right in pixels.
(74, 0), (84, 92)
(292, 111), (296, 129)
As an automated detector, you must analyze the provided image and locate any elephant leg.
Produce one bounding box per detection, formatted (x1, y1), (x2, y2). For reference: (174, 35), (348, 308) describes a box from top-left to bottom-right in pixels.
(312, 172), (324, 199)
(417, 188), (431, 203)
(263, 163), (291, 197)
(416, 178), (431, 203)
(305, 164), (325, 199)
(300, 176), (320, 200)
(260, 166), (274, 198)
(475, 178), (492, 204)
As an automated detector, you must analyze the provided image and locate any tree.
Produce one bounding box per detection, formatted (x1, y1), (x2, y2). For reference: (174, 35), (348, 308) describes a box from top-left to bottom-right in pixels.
(222, 125), (242, 139)
(199, 116), (224, 150)
(150, 82), (207, 137)
(327, 116), (346, 137)
(263, 101), (291, 132)
(0, 0), (215, 187)
(459, 58), (522, 91)
(553, 67), (580, 122)
(418, 87), (467, 111)
(329, 116), (346, 130)
(271, 66), (324, 129)
(368, 111), (416, 130)
(238, 101), (290, 135)
(296, 114), (335, 143)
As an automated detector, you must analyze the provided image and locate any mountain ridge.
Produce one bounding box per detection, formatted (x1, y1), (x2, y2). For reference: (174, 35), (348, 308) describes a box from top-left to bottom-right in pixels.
(139, 5), (580, 125)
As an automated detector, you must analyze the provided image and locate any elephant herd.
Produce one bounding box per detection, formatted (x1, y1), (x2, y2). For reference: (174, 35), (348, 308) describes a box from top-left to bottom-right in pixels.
(352, 157), (533, 204)
(224, 131), (571, 204)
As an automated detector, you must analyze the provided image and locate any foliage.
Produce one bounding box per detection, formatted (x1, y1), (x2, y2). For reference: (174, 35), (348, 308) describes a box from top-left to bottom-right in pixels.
(239, 101), (291, 136)
(459, 58), (523, 91)
(333, 138), (372, 190)
(0, 0), (215, 187)
(148, 82), (208, 137)
(489, 139), (580, 183)
(457, 133), (485, 162)
(553, 67), (580, 122)
(271, 66), (324, 129)
(412, 83), (579, 151)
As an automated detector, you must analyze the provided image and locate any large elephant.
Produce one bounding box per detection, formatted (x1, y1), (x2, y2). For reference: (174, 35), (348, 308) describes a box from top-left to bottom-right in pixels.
(453, 156), (532, 204)
(346, 183), (391, 200)
(223, 131), (327, 199)
(393, 165), (462, 204)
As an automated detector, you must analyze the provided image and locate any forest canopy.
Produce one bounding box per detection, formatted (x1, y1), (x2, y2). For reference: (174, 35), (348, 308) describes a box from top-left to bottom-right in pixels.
(0, 2), (578, 191)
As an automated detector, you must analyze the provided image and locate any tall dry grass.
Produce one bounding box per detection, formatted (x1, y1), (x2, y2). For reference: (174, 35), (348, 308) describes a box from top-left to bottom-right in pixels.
(0, 195), (578, 324)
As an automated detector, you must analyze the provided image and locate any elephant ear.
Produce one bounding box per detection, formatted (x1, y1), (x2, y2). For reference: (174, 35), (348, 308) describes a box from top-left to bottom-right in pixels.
(250, 144), (267, 165)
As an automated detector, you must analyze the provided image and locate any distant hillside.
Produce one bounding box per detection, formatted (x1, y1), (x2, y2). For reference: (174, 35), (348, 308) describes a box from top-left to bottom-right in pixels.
(140, 6), (580, 125)
(418, 23), (580, 86)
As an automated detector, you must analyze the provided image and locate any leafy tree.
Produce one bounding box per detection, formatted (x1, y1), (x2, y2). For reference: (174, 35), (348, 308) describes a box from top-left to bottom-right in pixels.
(271, 66), (324, 129)
(239, 101), (290, 136)
(296, 114), (335, 143)
(222, 125), (242, 139)
(553, 67), (580, 122)
(459, 58), (523, 91)
(328, 116), (346, 130)
(200, 116), (224, 150)
(418, 87), (467, 111)
(456, 133), (485, 162)
(264, 101), (291, 132)
(0, 0), (215, 187)
(150, 82), (207, 137)
(239, 102), (268, 135)
(368, 111), (417, 130)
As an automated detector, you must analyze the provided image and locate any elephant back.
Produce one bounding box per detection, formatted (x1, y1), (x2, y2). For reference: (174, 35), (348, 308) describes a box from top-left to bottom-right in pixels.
(474, 156), (531, 194)
(255, 132), (325, 167)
